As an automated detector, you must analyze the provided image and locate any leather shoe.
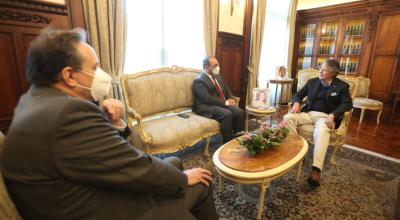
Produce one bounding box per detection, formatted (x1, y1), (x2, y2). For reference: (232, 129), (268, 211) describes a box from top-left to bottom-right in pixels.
(307, 170), (321, 187)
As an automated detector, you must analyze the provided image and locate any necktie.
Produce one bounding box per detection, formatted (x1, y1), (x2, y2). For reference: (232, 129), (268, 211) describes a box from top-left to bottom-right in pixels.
(211, 76), (225, 101)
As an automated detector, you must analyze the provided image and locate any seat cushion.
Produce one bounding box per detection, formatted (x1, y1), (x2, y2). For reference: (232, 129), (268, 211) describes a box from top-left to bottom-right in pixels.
(353, 97), (383, 109)
(131, 112), (220, 153)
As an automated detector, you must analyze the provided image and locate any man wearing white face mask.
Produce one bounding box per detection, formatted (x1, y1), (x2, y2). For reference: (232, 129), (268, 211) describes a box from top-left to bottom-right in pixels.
(2, 28), (218, 220)
(193, 56), (245, 143)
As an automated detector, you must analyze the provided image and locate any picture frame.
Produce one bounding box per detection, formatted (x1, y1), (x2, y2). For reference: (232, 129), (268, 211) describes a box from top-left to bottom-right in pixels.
(252, 88), (270, 108)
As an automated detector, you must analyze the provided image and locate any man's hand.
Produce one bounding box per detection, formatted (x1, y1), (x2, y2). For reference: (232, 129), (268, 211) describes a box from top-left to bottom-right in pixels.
(290, 102), (301, 113)
(102, 99), (124, 127)
(184, 168), (213, 187)
(325, 114), (335, 129)
(225, 98), (237, 106)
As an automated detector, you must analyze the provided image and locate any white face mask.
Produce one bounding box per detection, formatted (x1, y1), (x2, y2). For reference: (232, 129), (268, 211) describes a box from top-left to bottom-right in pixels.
(75, 68), (112, 101)
(212, 66), (220, 75)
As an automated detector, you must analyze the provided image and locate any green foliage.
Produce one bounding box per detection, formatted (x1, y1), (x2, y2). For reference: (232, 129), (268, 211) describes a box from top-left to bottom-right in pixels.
(236, 124), (289, 156)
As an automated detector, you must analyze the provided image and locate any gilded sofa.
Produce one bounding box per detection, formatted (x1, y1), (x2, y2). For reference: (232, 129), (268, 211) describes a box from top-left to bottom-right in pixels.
(289, 69), (360, 164)
(120, 66), (220, 156)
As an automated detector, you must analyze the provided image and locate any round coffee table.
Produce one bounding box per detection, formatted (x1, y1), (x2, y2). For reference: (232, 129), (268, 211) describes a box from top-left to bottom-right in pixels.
(245, 106), (277, 131)
(213, 134), (308, 220)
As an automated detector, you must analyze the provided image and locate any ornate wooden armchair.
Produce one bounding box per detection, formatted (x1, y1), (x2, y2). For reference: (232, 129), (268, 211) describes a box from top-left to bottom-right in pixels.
(288, 69), (360, 164)
(353, 77), (383, 124)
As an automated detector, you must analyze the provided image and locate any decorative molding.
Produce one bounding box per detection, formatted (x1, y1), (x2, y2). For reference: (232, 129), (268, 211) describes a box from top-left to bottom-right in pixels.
(0, 0), (67, 16)
(219, 32), (243, 49)
(299, 8), (368, 20)
(368, 12), (379, 42)
(0, 10), (52, 24)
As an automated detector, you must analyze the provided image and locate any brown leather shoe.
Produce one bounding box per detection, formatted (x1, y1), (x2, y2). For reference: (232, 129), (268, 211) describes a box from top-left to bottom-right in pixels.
(307, 170), (321, 187)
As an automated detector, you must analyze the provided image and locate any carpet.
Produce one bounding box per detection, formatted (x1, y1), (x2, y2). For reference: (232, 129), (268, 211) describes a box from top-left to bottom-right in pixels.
(159, 136), (400, 220)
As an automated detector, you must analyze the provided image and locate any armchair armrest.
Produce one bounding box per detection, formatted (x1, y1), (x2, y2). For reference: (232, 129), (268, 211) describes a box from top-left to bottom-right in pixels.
(333, 110), (353, 136)
(127, 107), (153, 146)
(233, 96), (240, 107)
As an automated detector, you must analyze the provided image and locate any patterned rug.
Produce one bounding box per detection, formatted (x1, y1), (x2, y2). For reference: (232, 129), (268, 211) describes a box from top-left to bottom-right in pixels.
(159, 135), (400, 220)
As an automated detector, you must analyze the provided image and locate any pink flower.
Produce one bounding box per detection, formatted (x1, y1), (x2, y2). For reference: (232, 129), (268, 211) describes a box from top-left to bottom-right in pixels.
(242, 132), (253, 141)
(279, 120), (286, 129)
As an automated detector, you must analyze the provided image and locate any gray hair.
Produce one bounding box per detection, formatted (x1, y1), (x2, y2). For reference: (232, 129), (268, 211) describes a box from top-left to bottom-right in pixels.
(323, 59), (340, 76)
(25, 27), (87, 86)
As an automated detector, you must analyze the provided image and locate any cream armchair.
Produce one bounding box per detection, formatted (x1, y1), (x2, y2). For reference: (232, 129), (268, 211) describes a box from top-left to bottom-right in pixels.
(288, 69), (359, 164)
(352, 77), (383, 124)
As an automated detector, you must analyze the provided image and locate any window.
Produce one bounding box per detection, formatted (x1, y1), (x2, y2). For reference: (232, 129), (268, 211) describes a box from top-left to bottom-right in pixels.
(259, 0), (291, 88)
(124, 0), (205, 73)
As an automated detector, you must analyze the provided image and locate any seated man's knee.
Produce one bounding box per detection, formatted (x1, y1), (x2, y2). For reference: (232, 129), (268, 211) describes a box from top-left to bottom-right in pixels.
(164, 156), (183, 170)
(284, 113), (297, 121)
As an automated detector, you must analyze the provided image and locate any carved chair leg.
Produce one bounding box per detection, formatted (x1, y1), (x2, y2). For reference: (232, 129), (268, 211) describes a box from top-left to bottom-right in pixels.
(204, 137), (210, 157)
(330, 143), (341, 165)
(377, 108), (382, 124)
(359, 108), (365, 123)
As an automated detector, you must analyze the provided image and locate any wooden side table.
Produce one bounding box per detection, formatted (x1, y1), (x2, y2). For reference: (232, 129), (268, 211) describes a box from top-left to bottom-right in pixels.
(213, 134), (308, 220)
(245, 106), (277, 131)
(268, 78), (294, 108)
(389, 90), (400, 124)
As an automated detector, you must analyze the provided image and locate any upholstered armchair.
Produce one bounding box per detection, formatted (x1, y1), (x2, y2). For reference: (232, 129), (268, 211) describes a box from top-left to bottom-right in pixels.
(352, 77), (383, 124)
(0, 131), (22, 220)
(288, 69), (359, 165)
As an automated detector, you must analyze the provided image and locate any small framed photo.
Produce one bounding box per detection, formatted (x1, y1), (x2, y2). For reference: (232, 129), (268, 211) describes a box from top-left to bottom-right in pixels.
(252, 88), (270, 108)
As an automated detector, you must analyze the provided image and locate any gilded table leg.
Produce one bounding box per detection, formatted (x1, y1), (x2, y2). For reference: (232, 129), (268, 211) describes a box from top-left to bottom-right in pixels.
(296, 160), (303, 182)
(218, 175), (224, 192)
(257, 181), (270, 220)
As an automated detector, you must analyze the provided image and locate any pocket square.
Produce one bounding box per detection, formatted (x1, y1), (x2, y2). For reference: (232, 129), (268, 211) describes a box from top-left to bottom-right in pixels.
(331, 92), (338, 96)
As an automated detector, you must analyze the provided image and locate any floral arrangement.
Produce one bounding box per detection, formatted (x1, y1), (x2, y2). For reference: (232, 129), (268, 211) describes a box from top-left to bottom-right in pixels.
(237, 121), (290, 156)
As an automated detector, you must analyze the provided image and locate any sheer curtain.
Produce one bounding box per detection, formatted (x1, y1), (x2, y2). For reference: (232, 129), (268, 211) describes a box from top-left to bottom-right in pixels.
(259, 0), (292, 104)
(124, 0), (205, 73)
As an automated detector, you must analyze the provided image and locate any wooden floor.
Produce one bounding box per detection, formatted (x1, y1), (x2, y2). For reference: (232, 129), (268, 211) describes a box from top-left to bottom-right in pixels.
(272, 106), (400, 160)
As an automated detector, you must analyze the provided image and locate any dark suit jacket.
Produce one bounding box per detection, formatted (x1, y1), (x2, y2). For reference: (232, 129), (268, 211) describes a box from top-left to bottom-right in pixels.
(192, 72), (234, 118)
(1, 86), (194, 220)
(291, 77), (353, 128)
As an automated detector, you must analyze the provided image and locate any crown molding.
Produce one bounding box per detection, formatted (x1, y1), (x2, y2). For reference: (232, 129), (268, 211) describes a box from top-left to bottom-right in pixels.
(0, 0), (68, 15)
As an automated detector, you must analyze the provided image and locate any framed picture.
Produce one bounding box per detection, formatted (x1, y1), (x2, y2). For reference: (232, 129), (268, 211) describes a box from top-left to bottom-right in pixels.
(252, 88), (270, 108)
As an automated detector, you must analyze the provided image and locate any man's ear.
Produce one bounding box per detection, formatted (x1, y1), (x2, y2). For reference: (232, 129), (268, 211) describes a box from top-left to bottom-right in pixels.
(60, 67), (77, 87)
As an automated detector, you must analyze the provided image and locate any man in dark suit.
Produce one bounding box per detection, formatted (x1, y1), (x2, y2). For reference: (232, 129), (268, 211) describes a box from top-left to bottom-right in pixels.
(1, 28), (218, 220)
(192, 57), (245, 143)
(284, 59), (352, 187)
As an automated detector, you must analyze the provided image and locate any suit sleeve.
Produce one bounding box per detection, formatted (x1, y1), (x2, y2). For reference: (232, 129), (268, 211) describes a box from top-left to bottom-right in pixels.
(332, 83), (353, 118)
(193, 79), (225, 106)
(51, 100), (187, 197)
(291, 80), (310, 103)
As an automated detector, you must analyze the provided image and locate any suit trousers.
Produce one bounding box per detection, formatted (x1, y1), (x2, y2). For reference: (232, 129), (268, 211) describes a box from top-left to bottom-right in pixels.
(283, 111), (332, 171)
(213, 106), (245, 143)
(163, 157), (219, 220)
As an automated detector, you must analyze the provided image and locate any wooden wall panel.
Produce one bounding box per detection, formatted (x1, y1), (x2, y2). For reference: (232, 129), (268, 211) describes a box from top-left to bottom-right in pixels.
(374, 14), (400, 55)
(219, 49), (243, 95)
(0, 32), (21, 122)
(0, 0), (81, 132)
(369, 57), (397, 99)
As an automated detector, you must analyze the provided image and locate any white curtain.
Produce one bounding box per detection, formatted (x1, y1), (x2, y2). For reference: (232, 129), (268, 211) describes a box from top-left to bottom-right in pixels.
(259, 0), (293, 105)
(124, 0), (205, 73)
(246, 0), (267, 105)
(203, 0), (218, 57)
